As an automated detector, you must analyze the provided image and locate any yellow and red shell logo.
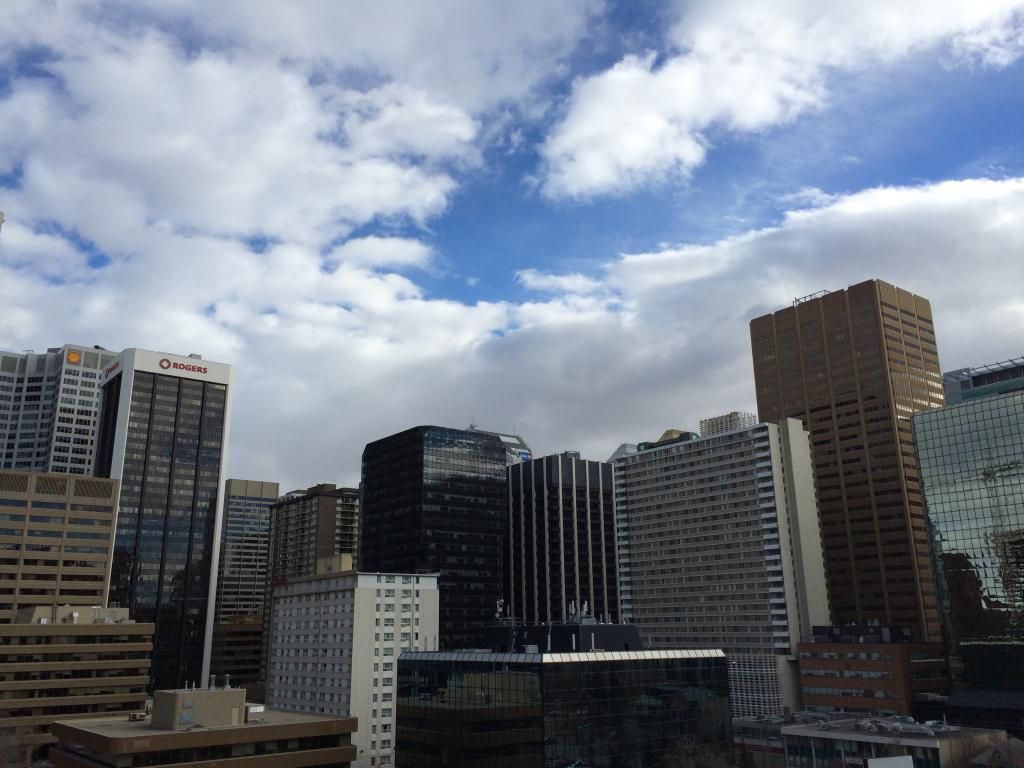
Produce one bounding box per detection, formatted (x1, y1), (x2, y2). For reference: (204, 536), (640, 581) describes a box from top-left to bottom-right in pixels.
(66, 350), (82, 365)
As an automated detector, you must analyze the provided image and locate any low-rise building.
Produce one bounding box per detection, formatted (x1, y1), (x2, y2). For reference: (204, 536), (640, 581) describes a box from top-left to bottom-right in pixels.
(798, 625), (948, 716)
(396, 632), (733, 767)
(782, 717), (1007, 768)
(48, 686), (357, 768)
(0, 605), (152, 764)
(267, 557), (439, 767)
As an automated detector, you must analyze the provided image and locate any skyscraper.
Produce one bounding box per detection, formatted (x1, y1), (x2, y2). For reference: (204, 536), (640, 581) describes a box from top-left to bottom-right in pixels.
(0, 345), (117, 473)
(506, 452), (619, 625)
(95, 348), (233, 690)
(913, 382), (1024, 689)
(750, 279), (946, 642)
(360, 426), (507, 648)
(614, 418), (828, 717)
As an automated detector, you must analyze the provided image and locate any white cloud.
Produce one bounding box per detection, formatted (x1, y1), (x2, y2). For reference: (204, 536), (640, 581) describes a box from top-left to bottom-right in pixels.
(540, 0), (1024, 198)
(329, 237), (434, 271)
(516, 269), (604, 294)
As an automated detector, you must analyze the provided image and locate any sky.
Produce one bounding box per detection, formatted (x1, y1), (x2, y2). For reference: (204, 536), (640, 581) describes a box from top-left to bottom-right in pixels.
(2, 1), (1024, 490)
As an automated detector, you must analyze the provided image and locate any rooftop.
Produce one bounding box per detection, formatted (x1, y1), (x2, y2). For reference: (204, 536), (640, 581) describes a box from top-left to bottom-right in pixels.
(782, 717), (1004, 745)
(401, 648), (725, 664)
(58, 707), (344, 740)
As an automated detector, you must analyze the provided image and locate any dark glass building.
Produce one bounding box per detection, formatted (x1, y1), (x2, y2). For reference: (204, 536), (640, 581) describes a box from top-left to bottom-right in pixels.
(507, 452), (619, 625)
(361, 426), (508, 649)
(913, 388), (1024, 688)
(95, 348), (233, 691)
(396, 646), (732, 767)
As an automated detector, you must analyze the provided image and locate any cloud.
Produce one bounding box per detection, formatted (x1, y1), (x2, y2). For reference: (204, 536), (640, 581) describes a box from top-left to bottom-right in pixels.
(516, 269), (604, 294)
(540, 0), (1024, 198)
(329, 237), (434, 271)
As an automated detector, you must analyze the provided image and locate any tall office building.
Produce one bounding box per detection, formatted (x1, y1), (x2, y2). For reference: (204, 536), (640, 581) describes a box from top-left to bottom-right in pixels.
(913, 383), (1024, 689)
(266, 484), (359, 586)
(210, 479), (279, 693)
(0, 470), (119, 623)
(94, 348), (233, 691)
(361, 426), (508, 649)
(267, 559), (439, 768)
(507, 452), (619, 625)
(0, 345), (117, 473)
(750, 279), (946, 642)
(614, 418), (829, 717)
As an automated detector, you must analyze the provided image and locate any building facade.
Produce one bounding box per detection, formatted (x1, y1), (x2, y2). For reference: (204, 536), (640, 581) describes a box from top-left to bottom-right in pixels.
(267, 565), (439, 768)
(0, 345), (118, 474)
(49, 687), (357, 768)
(0, 605), (152, 765)
(750, 280), (946, 642)
(506, 452), (618, 625)
(94, 348), (233, 691)
(360, 426), (508, 649)
(913, 387), (1024, 688)
(782, 717), (1007, 768)
(614, 418), (829, 717)
(266, 484), (359, 586)
(943, 356), (1024, 405)
(396, 648), (733, 767)
(0, 470), (118, 623)
(797, 625), (947, 715)
(210, 480), (279, 695)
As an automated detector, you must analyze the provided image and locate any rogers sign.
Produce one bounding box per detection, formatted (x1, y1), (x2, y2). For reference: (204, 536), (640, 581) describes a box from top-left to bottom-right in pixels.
(159, 358), (209, 374)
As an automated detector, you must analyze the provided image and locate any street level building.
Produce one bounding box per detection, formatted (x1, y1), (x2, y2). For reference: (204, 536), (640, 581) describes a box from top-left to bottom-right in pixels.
(0, 345), (117, 474)
(913, 386), (1024, 689)
(266, 557), (439, 768)
(396, 644), (733, 767)
(507, 452), (619, 625)
(0, 470), (118, 623)
(614, 418), (829, 717)
(211, 479), (279, 696)
(0, 605), (152, 765)
(797, 625), (947, 716)
(782, 717), (1007, 768)
(48, 686), (357, 768)
(361, 426), (508, 649)
(751, 280), (946, 642)
(95, 348), (233, 691)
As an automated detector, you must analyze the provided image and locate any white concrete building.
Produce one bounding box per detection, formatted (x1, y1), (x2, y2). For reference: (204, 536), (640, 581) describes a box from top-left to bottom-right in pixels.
(614, 416), (830, 718)
(0, 345), (118, 473)
(267, 564), (439, 768)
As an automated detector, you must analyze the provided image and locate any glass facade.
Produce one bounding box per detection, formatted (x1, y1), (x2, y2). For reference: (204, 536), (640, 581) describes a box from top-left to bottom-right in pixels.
(913, 391), (1024, 669)
(361, 426), (508, 649)
(396, 650), (732, 767)
(100, 370), (228, 690)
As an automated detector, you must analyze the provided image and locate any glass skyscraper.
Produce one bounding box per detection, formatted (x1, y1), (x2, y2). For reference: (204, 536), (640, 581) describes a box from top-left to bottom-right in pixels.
(913, 388), (1024, 688)
(360, 426), (507, 649)
(95, 348), (233, 690)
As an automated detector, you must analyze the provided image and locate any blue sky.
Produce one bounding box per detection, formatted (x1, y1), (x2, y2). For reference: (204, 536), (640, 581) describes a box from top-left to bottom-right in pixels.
(1, 1), (1024, 488)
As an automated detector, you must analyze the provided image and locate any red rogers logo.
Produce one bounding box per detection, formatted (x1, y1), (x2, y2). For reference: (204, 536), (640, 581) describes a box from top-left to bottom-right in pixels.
(159, 358), (209, 374)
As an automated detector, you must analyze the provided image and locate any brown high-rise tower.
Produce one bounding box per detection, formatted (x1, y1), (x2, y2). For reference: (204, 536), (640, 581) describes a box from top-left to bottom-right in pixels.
(750, 279), (944, 642)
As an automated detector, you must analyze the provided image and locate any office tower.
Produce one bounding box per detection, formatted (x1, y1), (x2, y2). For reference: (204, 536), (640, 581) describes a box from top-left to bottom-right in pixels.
(209, 479), (279, 695)
(361, 426), (508, 649)
(614, 418), (829, 717)
(943, 355), (1024, 405)
(94, 348), (233, 691)
(50, 687), (357, 768)
(506, 452), (619, 625)
(267, 559), (439, 768)
(750, 279), (946, 642)
(797, 624), (947, 715)
(466, 425), (533, 463)
(0, 345), (117, 473)
(0, 470), (119, 623)
(397, 640), (732, 767)
(913, 384), (1024, 690)
(0, 606), (153, 764)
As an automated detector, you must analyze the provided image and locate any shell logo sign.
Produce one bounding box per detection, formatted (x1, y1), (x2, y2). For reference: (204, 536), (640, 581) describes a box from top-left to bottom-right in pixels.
(66, 350), (82, 365)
